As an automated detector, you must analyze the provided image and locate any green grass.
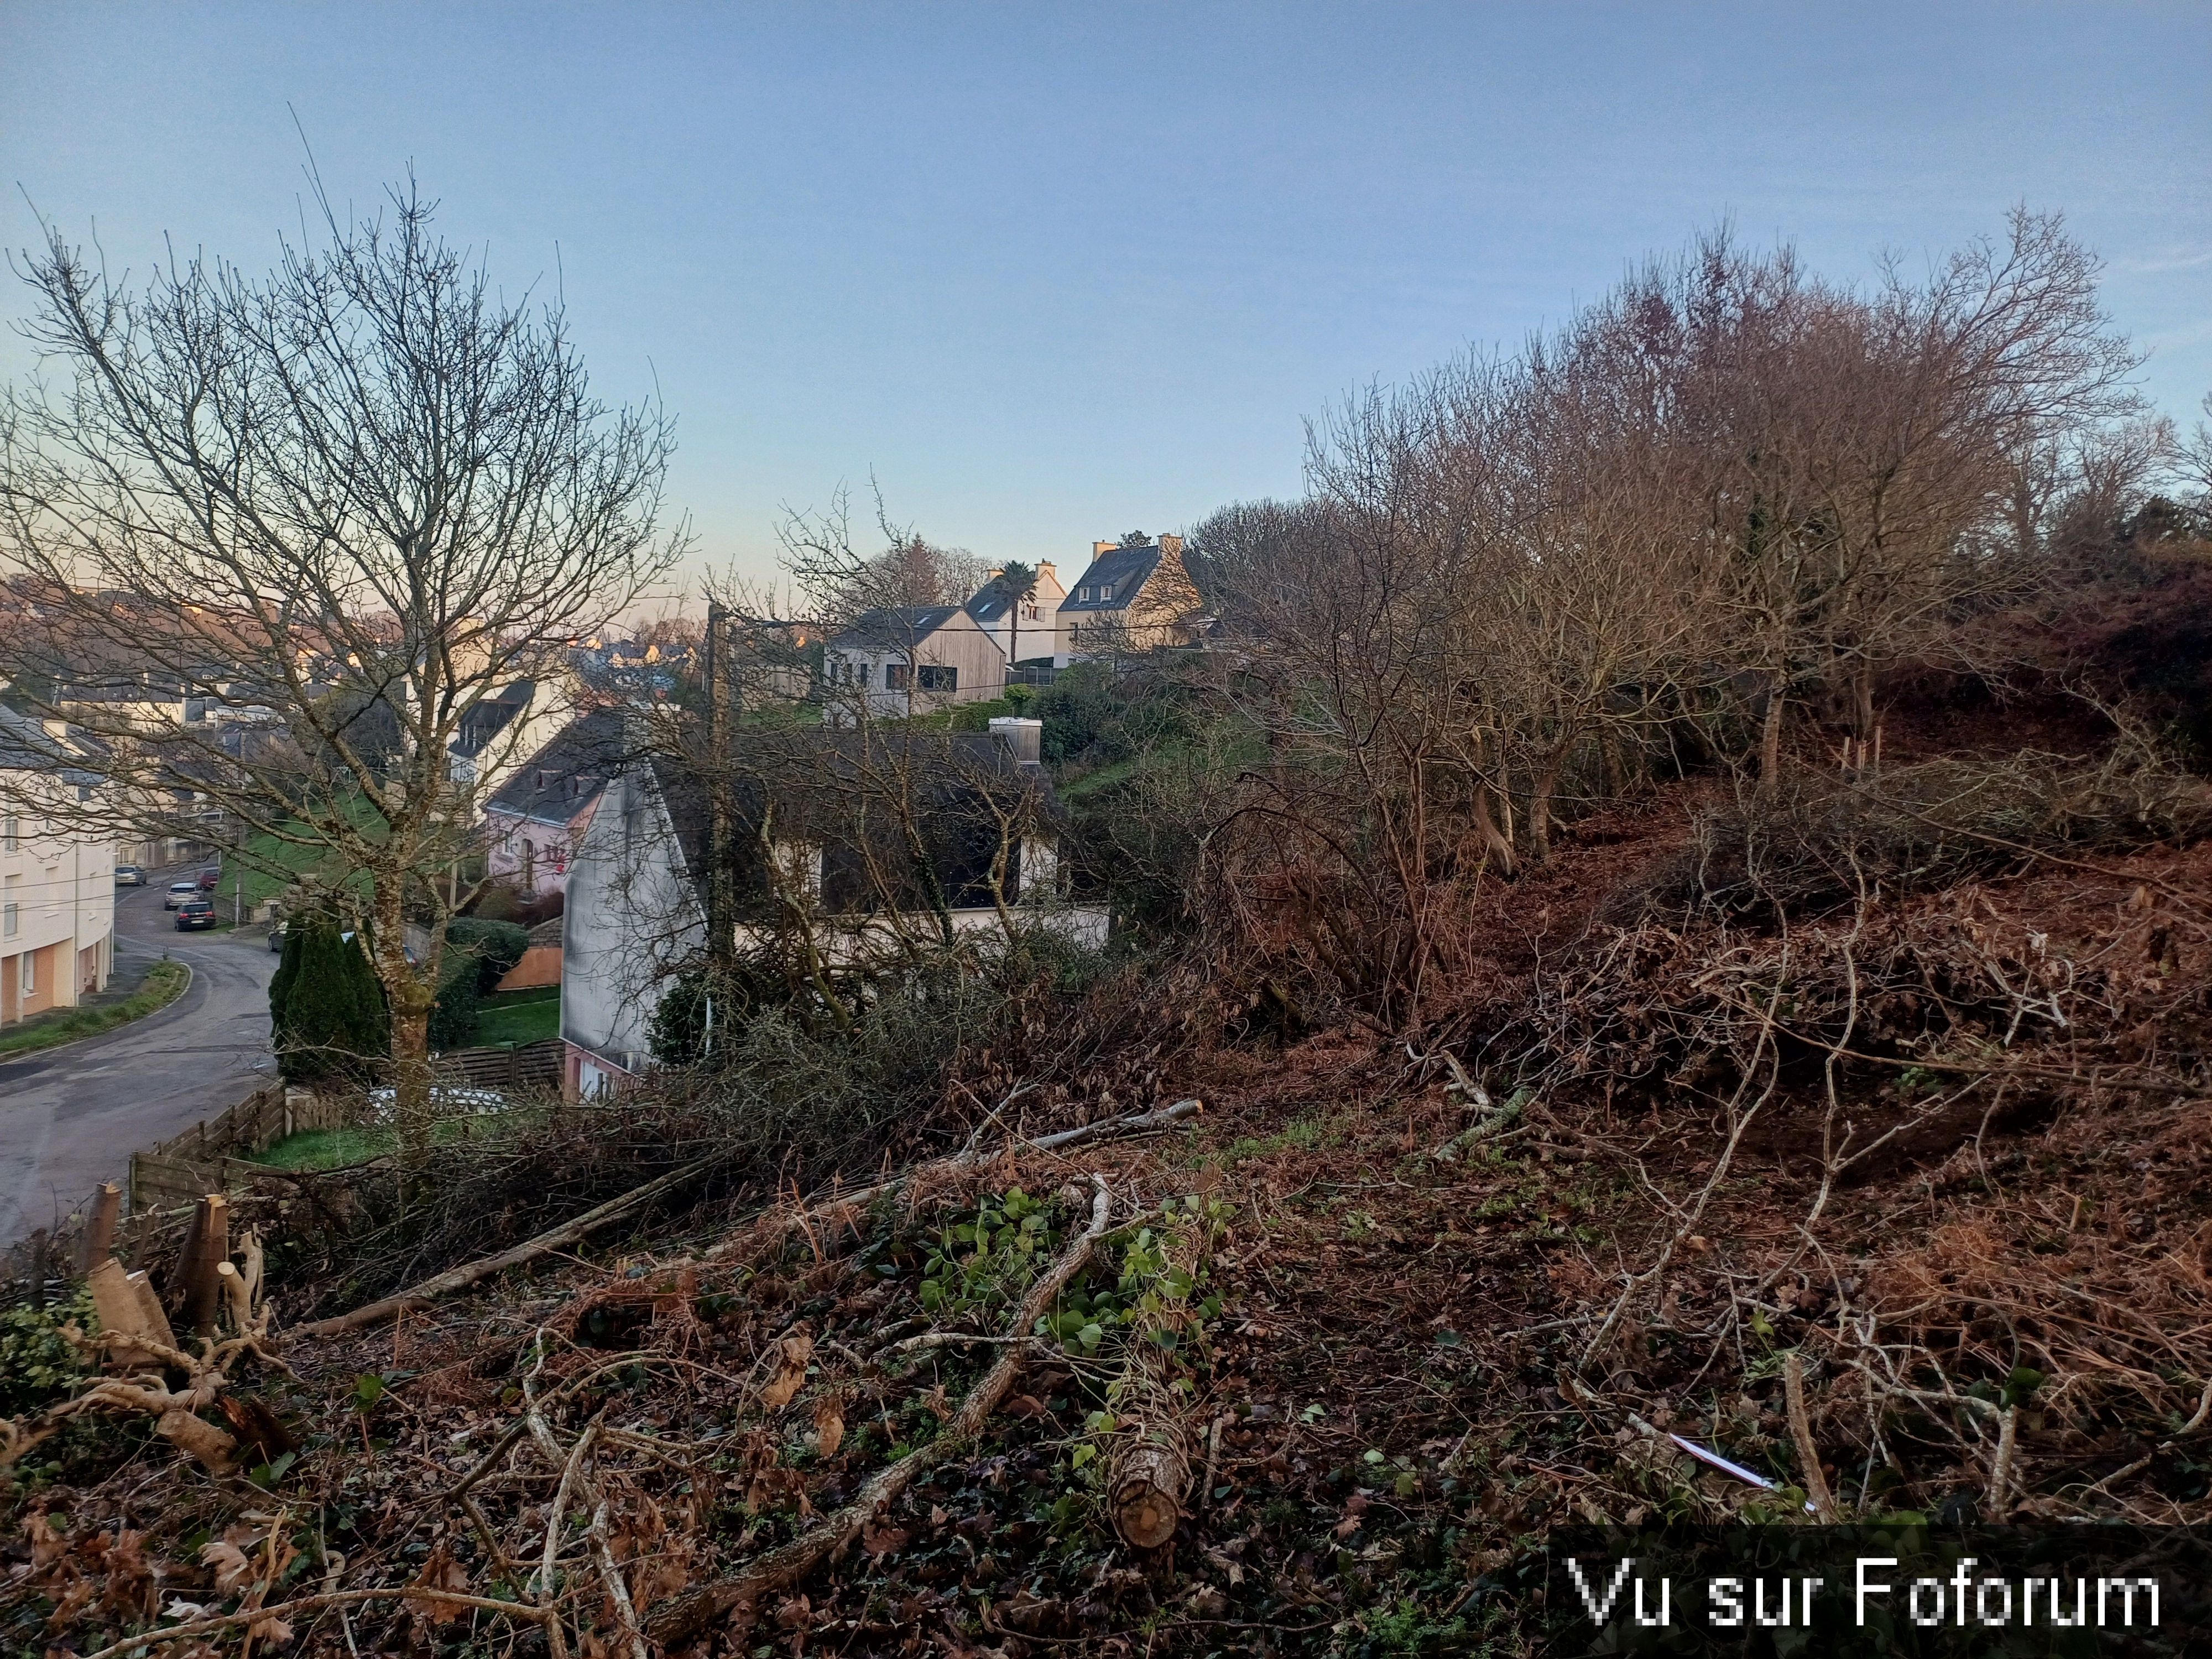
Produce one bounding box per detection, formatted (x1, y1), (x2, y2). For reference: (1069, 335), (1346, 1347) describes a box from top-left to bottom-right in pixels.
(0, 960), (191, 1060)
(251, 1124), (395, 1169)
(231, 795), (397, 910)
(472, 988), (560, 1046)
(251, 1103), (540, 1170)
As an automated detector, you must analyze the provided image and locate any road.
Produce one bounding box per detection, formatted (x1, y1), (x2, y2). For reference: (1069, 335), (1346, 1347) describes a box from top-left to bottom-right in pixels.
(0, 868), (278, 1244)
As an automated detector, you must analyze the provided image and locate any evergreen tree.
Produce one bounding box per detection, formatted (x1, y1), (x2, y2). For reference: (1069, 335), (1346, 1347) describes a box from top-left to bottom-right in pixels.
(273, 921), (389, 1085)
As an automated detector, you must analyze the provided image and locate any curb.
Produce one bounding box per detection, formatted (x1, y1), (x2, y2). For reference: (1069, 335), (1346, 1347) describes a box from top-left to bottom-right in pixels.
(0, 960), (196, 1068)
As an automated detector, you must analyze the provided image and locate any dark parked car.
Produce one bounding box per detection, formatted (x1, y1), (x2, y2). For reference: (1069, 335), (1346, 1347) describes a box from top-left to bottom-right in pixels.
(268, 918), (288, 953)
(114, 864), (145, 886)
(175, 897), (219, 930)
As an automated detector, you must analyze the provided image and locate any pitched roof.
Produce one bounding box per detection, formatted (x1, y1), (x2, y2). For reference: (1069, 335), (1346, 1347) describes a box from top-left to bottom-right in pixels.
(484, 707), (627, 825)
(0, 706), (104, 785)
(964, 570), (1050, 625)
(828, 606), (965, 651)
(452, 680), (538, 758)
(1061, 544), (1164, 613)
(642, 727), (1065, 916)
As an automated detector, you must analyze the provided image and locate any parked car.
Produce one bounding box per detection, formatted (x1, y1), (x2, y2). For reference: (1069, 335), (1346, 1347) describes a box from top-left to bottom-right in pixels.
(366, 1084), (508, 1123)
(267, 918), (288, 953)
(164, 880), (201, 909)
(196, 866), (223, 890)
(114, 864), (145, 886)
(175, 896), (219, 930)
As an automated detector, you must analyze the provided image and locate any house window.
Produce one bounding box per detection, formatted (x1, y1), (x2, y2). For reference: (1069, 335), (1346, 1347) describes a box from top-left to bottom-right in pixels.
(2, 904), (14, 939)
(858, 662), (872, 689)
(1099, 583), (1113, 601)
(2, 817), (15, 851)
(20, 943), (31, 991)
(1076, 587), (1089, 601)
(885, 664), (911, 691)
(918, 665), (957, 692)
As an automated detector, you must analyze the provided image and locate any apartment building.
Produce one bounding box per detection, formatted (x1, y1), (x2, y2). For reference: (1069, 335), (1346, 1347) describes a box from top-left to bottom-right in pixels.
(0, 709), (116, 1024)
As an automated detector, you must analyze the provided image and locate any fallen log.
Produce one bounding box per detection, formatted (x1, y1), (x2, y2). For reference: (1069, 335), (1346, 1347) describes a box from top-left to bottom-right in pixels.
(1108, 1382), (1191, 1550)
(646, 1176), (1114, 1647)
(294, 1098), (1200, 1339)
(702, 1097), (1202, 1264)
(290, 1156), (718, 1339)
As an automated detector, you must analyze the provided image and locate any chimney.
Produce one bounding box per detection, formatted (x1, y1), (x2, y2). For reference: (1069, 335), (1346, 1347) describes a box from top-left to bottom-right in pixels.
(1093, 541), (1115, 557)
(988, 716), (1042, 765)
(1037, 562), (1055, 580)
(1158, 534), (1183, 557)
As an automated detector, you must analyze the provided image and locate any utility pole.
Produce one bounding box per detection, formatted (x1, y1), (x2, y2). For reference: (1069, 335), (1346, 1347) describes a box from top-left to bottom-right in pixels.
(704, 602), (734, 989)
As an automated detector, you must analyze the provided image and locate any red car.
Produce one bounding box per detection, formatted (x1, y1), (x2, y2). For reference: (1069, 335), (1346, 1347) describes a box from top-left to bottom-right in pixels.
(196, 867), (223, 890)
(175, 896), (220, 930)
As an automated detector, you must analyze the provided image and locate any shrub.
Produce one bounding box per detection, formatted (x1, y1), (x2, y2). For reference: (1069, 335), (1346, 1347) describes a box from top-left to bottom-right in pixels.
(0, 1288), (94, 1417)
(1669, 734), (2212, 917)
(445, 917), (530, 993)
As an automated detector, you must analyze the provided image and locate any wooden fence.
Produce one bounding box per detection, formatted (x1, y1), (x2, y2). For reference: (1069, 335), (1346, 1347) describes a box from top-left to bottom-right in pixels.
(5, 1039), (567, 1308)
(437, 1038), (563, 1089)
(123, 1042), (561, 1207)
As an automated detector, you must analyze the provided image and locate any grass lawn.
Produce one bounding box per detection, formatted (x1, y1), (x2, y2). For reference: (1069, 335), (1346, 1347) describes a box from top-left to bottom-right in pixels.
(251, 1124), (395, 1169)
(472, 988), (561, 1046)
(0, 960), (191, 1060)
(231, 795), (398, 911)
(250, 1103), (538, 1171)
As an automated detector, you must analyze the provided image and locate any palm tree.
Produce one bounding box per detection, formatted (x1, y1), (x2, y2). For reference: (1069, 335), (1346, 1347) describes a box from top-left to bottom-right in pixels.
(997, 561), (1038, 685)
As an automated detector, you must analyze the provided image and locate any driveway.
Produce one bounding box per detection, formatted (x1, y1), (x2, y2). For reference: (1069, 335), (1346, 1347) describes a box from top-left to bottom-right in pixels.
(0, 868), (278, 1244)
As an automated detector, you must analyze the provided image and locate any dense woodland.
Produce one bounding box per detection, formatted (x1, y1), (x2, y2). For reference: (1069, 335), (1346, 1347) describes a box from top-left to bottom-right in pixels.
(7, 212), (2212, 1656)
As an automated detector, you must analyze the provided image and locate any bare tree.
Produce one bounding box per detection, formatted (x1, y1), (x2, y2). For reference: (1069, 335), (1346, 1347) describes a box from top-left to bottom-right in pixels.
(1188, 212), (2143, 1025)
(0, 175), (680, 1162)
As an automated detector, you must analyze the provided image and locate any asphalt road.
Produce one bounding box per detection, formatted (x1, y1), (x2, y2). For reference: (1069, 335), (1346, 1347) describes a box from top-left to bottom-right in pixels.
(0, 868), (277, 1244)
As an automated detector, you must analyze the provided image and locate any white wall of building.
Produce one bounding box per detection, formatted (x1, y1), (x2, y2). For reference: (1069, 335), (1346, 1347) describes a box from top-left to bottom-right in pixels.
(0, 787), (115, 1024)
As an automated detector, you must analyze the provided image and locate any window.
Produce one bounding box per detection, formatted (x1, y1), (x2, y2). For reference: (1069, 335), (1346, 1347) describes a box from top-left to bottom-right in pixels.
(885, 664), (910, 691)
(918, 664), (958, 692)
(858, 661), (872, 689)
(1099, 583), (1113, 601)
(20, 944), (31, 992)
(2, 904), (14, 939)
(2, 817), (15, 852)
(1076, 587), (1089, 601)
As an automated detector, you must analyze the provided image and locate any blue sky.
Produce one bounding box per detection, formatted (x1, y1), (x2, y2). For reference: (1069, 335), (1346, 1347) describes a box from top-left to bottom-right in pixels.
(3, 2), (2207, 598)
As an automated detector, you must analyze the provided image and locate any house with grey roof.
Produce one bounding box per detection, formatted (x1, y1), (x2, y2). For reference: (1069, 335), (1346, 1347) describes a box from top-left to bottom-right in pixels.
(963, 561), (1069, 668)
(557, 716), (1103, 1097)
(481, 707), (627, 901)
(1060, 536), (1206, 655)
(821, 604), (1006, 725)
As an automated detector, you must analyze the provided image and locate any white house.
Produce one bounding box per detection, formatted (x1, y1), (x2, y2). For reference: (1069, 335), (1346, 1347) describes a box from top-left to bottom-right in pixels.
(559, 718), (1105, 1099)
(963, 562), (1070, 669)
(0, 708), (116, 1026)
